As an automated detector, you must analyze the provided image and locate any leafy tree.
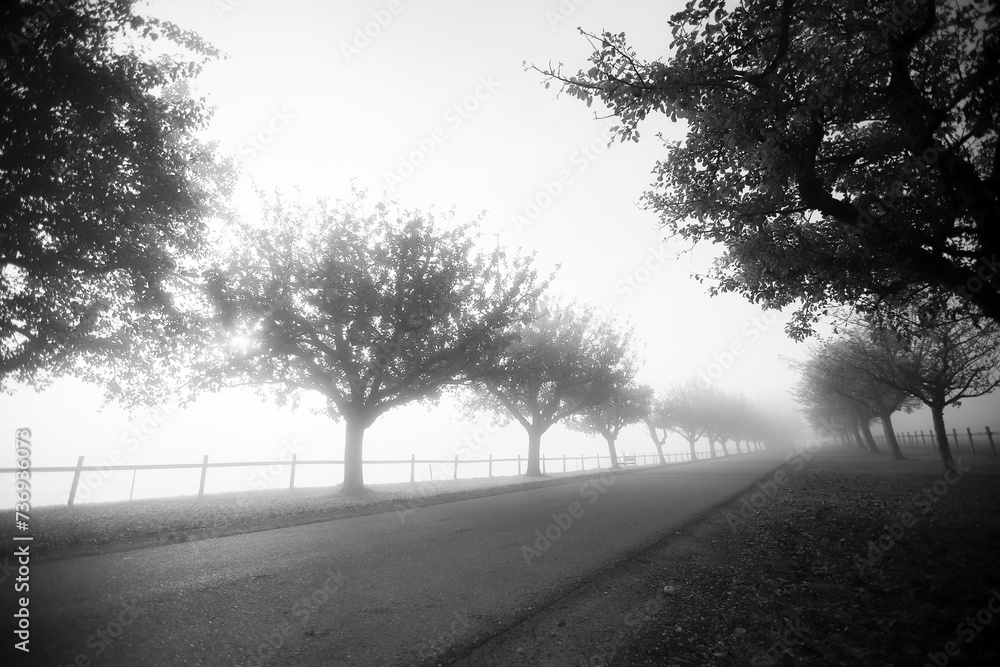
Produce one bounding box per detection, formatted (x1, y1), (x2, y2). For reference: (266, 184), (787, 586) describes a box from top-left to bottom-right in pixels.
(839, 315), (1000, 469)
(647, 381), (707, 462)
(569, 381), (651, 468)
(470, 302), (638, 477)
(792, 354), (882, 454)
(1, 0), (232, 392)
(535, 0), (1000, 334)
(200, 192), (543, 493)
(808, 336), (921, 459)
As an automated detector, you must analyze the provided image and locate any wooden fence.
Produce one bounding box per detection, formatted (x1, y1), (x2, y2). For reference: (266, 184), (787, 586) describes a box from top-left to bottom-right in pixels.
(874, 426), (997, 457)
(1, 446), (760, 507)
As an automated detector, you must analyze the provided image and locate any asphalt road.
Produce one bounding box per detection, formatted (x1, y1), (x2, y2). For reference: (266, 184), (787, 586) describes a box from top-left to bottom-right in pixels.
(6, 451), (786, 666)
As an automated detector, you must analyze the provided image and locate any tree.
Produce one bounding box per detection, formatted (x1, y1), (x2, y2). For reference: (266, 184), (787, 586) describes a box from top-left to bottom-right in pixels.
(647, 381), (707, 462)
(809, 337), (921, 459)
(792, 352), (882, 454)
(569, 382), (651, 468)
(1, 0), (232, 392)
(840, 315), (1000, 470)
(470, 302), (638, 477)
(200, 192), (544, 493)
(535, 0), (1000, 335)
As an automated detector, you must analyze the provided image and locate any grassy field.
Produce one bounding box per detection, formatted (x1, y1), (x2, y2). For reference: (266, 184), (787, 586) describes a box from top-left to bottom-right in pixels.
(605, 447), (1000, 666)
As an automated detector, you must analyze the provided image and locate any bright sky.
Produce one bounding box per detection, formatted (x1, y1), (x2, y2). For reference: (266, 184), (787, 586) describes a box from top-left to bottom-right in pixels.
(2, 0), (997, 507)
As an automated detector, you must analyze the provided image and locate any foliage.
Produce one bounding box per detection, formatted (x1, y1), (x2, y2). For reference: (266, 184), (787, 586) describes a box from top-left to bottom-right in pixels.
(201, 191), (544, 491)
(535, 0), (1000, 335)
(1, 0), (233, 394)
(469, 301), (639, 476)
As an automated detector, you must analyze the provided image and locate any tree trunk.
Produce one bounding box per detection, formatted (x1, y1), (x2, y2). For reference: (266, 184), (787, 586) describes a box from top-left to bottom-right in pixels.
(525, 426), (544, 477)
(645, 422), (667, 462)
(930, 402), (956, 471)
(847, 427), (864, 450)
(606, 435), (620, 469)
(858, 419), (880, 454)
(342, 417), (366, 495)
(719, 438), (731, 456)
(879, 411), (905, 460)
(852, 421), (876, 453)
(708, 436), (718, 459)
(688, 437), (698, 461)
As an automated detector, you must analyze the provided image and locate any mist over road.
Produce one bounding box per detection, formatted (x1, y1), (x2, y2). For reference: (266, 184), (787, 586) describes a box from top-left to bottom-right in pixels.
(12, 451), (788, 666)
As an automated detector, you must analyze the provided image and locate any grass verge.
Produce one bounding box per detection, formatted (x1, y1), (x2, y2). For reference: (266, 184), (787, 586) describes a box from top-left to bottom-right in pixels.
(608, 447), (1000, 666)
(2, 464), (659, 562)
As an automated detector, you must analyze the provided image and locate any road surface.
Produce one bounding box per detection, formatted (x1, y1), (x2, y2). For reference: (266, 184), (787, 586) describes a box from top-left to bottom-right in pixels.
(6, 451), (786, 666)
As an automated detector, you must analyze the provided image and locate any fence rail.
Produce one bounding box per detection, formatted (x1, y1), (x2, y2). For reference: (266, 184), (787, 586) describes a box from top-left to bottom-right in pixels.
(1, 446), (760, 507)
(874, 425), (997, 457)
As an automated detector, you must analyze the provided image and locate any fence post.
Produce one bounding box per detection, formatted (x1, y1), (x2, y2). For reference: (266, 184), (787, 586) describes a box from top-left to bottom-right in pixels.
(129, 468), (137, 501)
(580, 453), (584, 471)
(454, 454), (458, 480)
(542, 454), (546, 474)
(67, 455), (85, 507)
(410, 454), (416, 483)
(488, 454), (493, 478)
(966, 427), (976, 455)
(289, 453), (297, 490)
(986, 426), (997, 458)
(562, 453), (566, 473)
(952, 428), (960, 453)
(921, 430), (928, 448)
(198, 455), (209, 498)
(517, 454), (521, 475)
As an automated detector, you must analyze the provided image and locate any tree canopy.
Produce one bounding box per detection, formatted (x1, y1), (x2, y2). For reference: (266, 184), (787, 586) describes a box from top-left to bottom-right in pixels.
(536, 0), (999, 336)
(470, 302), (638, 477)
(201, 192), (544, 492)
(569, 381), (652, 468)
(793, 312), (1000, 468)
(1, 0), (232, 393)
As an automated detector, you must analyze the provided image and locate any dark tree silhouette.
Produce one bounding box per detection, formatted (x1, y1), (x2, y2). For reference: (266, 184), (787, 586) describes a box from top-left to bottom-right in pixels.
(534, 0), (1000, 334)
(1, 0), (232, 393)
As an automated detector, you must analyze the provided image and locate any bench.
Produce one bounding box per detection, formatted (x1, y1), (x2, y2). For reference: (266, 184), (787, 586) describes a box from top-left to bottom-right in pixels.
(618, 455), (636, 467)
